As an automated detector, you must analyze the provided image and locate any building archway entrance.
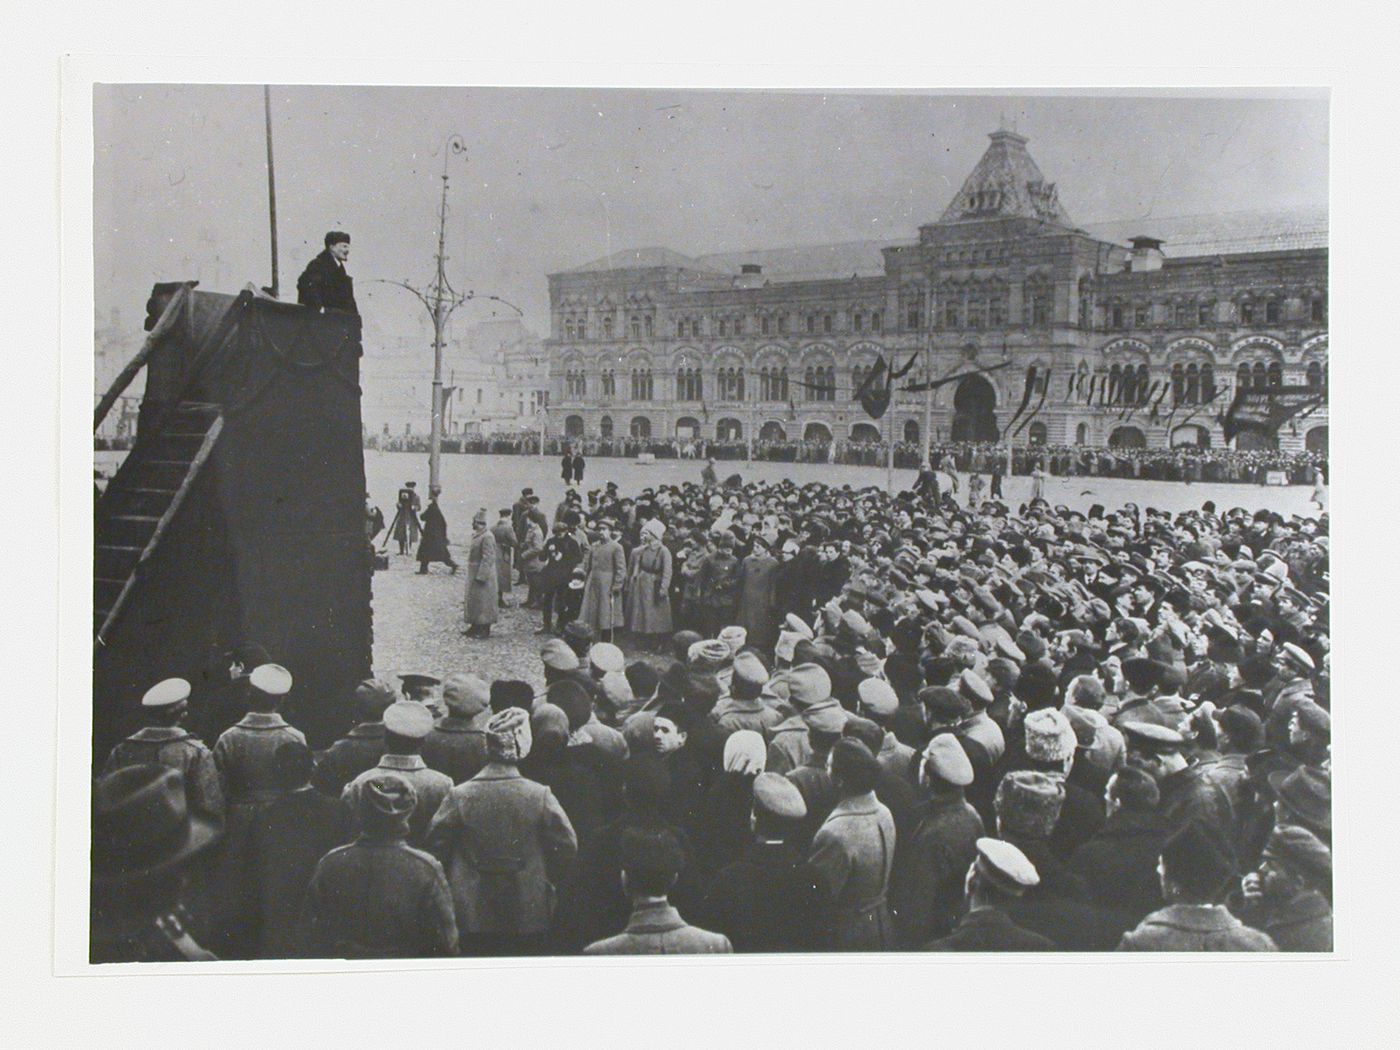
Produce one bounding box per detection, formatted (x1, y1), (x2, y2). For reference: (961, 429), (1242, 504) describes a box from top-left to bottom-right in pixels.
(759, 421), (786, 441)
(564, 415), (584, 438)
(716, 418), (743, 441)
(1171, 425), (1211, 448)
(630, 416), (651, 439)
(1108, 425), (1146, 449)
(804, 422), (832, 443)
(675, 417), (701, 439)
(849, 422), (881, 443)
(951, 374), (999, 442)
(1305, 426), (1328, 455)
(1233, 429), (1278, 452)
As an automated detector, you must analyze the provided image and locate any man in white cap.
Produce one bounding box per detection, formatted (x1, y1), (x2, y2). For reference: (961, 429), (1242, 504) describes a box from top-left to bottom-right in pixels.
(890, 734), (984, 947)
(1265, 641), (1317, 749)
(343, 700), (452, 847)
(421, 674), (492, 784)
(923, 838), (1054, 951)
(103, 677), (224, 820)
(213, 663), (304, 807)
(856, 677), (915, 781)
(710, 651), (784, 740)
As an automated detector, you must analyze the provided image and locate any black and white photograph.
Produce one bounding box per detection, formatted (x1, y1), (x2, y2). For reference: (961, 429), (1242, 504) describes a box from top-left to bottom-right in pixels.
(82, 82), (1342, 966)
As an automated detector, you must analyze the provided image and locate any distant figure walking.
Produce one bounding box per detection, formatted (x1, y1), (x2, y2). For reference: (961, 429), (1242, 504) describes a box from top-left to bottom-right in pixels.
(296, 231), (358, 314)
(417, 488), (458, 575)
(1311, 464), (1327, 511)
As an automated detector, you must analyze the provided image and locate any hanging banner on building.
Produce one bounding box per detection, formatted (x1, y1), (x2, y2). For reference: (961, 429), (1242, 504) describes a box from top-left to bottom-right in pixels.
(1221, 385), (1326, 443)
(854, 355), (891, 419)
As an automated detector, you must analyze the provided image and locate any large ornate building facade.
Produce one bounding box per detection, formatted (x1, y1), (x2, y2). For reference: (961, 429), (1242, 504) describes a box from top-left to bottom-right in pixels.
(544, 130), (1328, 453)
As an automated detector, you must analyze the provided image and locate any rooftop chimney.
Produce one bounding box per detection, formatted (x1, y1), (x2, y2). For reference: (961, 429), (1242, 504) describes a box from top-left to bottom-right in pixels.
(1128, 236), (1165, 273)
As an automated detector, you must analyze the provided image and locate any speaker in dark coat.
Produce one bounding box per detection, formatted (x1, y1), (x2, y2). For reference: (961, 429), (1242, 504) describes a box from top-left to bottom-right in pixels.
(296, 249), (358, 314)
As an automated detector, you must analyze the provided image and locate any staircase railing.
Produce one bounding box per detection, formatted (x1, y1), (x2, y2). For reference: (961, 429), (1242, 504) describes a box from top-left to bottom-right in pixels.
(94, 282), (195, 433)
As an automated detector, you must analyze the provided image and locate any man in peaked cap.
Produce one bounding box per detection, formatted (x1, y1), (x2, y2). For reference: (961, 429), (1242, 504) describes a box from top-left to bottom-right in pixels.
(766, 662), (841, 775)
(710, 651), (785, 740)
(343, 701), (452, 848)
(421, 673), (492, 784)
(1111, 657), (1189, 731)
(1228, 824), (1332, 951)
(923, 839), (1053, 952)
(1264, 641), (1319, 749)
(857, 677), (916, 781)
(213, 664), (305, 808)
(103, 677), (224, 820)
(694, 772), (826, 953)
(313, 677), (400, 796)
(889, 734), (984, 947)
(1122, 721), (1236, 847)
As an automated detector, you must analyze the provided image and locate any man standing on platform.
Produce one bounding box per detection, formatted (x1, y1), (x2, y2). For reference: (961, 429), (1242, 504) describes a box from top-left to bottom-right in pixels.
(296, 231), (358, 314)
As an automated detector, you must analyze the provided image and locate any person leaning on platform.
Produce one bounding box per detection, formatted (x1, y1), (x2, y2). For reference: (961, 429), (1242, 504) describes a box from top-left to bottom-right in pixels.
(296, 230), (358, 314)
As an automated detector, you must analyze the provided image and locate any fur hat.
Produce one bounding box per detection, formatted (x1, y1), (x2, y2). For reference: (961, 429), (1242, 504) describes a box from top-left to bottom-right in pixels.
(995, 770), (1066, 840)
(354, 774), (417, 839)
(1024, 708), (1077, 763)
(486, 707), (532, 763)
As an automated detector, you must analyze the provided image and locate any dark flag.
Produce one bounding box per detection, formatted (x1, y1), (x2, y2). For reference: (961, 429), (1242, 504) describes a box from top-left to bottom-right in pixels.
(1006, 365), (1038, 433)
(855, 355), (892, 419)
(1221, 385), (1326, 444)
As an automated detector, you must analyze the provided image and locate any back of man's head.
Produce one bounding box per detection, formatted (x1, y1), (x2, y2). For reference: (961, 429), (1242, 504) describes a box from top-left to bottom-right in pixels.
(1108, 766), (1160, 814)
(620, 826), (685, 898)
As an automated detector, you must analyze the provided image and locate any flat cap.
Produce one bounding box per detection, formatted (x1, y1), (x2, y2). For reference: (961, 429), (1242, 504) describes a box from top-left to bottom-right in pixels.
(857, 677), (900, 718)
(588, 642), (626, 674)
(732, 650), (770, 687)
(142, 677), (191, 708)
(958, 669), (994, 707)
(383, 700), (435, 739)
(786, 663), (833, 708)
(1280, 642), (1316, 672)
(540, 638), (580, 671)
(250, 663), (293, 696)
(973, 837), (1040, 896)
(397, 672), (440, 690)
(922, 733), (974, 787)
(802, 702), (848, 734)
(441, 673), (490, 717)
(1262, 824), (1332, 883)
(752, 771), (807, 821)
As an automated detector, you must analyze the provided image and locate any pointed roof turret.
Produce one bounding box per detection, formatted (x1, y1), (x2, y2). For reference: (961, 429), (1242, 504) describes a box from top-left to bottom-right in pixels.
(938, 130), (1073, 227)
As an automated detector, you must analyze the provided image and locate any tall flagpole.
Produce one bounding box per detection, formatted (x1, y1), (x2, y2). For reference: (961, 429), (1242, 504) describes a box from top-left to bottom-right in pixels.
(263, 86), (279, 298)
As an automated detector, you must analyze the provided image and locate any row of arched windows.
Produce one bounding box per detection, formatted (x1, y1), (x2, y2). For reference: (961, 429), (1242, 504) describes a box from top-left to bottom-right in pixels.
(804, 365), (837, 402)
(676, 367), (704, 401)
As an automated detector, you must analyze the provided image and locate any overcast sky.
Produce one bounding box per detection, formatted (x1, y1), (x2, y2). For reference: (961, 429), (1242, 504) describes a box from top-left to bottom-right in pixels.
(94, 87), (1327, 348)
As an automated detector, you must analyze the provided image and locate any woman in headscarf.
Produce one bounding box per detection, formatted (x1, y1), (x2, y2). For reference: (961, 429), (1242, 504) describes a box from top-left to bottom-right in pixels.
(463, 510), (499, 638)
(625, 517), (673, 649)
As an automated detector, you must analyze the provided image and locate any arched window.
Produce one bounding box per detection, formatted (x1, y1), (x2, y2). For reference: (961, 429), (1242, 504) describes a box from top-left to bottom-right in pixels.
(631, 368), (653, 401)
(1252, 362), (1267, 390)
(1075, 422), (1088, 445)
(851, 364), (868, 396)
(600, 370), (616, 398)
(1028, 421), (1048, 446)
(1237, 363), (1251, 392)
(1202, 364), (1216, 402)
(601, 315), (614, 338)
(1109, 364), (1123, 404)
(1307, 360), (1324, 392)
(599, 415), (613, 439)
(1171, 363), (1185, 404)
(630, 416), (651, 439)
(804, 367), (817, 402)
(1137, 364), (1152, 405)
(1267, 361), (1282, 389)
(903, 419), (920, 444)
(1185, 363), (1200, 404)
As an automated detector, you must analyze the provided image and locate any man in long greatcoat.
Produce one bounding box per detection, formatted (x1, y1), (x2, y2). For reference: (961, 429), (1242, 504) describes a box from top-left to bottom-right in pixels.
(579, 521), (627, 643)
(464, 511), (499, 638)
(417, 489), (457, 574)
(490, 509), (516, 603)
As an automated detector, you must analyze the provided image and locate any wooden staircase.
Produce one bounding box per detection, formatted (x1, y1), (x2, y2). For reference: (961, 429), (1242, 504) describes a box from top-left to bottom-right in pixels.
(95, 401), (223, 644)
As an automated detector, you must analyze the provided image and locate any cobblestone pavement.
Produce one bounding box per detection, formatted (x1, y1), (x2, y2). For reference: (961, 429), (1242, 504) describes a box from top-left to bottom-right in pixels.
(359, 451), (1323, 680)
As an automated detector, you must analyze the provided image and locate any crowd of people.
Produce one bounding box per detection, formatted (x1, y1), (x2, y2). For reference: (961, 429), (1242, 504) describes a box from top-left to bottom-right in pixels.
(93, 466), (1332, 960)
(362, 431), (1324, 484)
